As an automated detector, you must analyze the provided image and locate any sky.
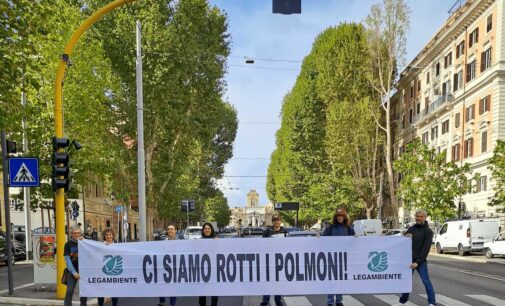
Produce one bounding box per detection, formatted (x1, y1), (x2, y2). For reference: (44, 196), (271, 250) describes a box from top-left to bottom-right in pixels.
(209, 0), (458, 207)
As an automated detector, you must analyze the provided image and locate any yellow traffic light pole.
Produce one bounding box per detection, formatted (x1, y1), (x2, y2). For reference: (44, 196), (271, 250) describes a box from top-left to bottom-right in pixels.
(54, 0), (137, 298)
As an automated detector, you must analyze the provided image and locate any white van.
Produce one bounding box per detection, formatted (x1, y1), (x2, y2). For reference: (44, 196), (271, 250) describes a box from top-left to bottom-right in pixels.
(353, 219), (382, 236)
(435, 219), (500, 256)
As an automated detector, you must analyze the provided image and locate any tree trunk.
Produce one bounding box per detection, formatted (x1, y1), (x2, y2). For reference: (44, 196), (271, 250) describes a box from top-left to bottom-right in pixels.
(385, 105), (398, 227)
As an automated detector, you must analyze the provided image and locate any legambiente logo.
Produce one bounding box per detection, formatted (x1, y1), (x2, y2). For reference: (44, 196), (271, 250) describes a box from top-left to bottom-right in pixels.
(367, 251), (388, 272)
(102, 255), (123, 276)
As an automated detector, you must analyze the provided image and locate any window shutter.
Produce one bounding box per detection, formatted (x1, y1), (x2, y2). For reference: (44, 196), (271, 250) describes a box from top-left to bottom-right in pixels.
(481, 52), (486, 72)
(479, 99), (484, 115)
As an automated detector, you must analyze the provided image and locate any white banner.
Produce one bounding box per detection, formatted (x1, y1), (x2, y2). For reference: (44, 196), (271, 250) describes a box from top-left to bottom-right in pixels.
(79, 237), (412, 297)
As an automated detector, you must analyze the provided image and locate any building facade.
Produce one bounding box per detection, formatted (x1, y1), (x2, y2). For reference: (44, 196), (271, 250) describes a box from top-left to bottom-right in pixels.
(229, 189), (274, 227)
(393, 0), (505, 223)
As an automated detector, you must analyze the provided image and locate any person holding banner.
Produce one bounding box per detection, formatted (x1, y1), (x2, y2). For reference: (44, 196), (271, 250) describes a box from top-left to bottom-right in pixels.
(97, 228), (119, 306)
(322, 207), (355, 306)
(398, 210), (437, 306)
(159, 223), (178, 306)
(199, 223), (219, 306)
(260, 213), (288, 306)
(64, 226), (88, 306)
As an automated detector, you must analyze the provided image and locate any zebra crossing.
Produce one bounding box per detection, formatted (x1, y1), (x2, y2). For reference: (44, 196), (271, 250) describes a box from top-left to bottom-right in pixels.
(242, 294), (505, 306)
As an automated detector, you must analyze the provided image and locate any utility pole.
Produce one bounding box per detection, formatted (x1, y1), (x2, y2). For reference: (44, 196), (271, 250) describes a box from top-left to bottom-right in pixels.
(2, 130), (14, 295)
(136, 20), (147, 241)
(21, 89), (32, 259)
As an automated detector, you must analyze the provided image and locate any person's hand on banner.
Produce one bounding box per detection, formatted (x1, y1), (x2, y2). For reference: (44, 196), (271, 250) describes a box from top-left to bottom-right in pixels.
(73, 272), (80, 279)
(404, 233), (412, 237)
(410, 262), (418, 269)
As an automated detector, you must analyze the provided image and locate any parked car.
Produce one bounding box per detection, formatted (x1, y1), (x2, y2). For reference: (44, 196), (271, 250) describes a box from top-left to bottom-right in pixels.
(288, 230), (319, 237)
(217, 232), (239, 238)
(435, 219), (500, 256)
(184, 226), (203, 239)
(483, 232), (505, 259)
(353, 219), (382, 236)
(176, 230), (185, 240)
(384, 229), (406, 236)
(0, 235), (16, 265)
(32, 227), (56, 235)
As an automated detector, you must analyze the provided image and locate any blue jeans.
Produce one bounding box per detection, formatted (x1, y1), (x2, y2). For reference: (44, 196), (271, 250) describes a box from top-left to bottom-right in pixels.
(400, 262), (436, 305)
(160, 296), (177, 305)
(327, 294), (343, 304)
(261, 295), (282, 305)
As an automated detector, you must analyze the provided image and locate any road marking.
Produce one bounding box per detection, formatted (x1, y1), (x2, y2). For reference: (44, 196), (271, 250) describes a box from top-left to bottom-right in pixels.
(374, 295), (418, 305)
(467, 295), (505, 306)
(431, 263), (505, 282)
(283, 296), (312, 306)
(0, 282), (34, 295)
(343, 295), (366, 306)
(419, 294), (470, 306)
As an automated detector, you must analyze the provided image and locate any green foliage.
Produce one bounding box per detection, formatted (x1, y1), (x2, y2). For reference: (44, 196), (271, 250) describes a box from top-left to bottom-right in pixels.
(489, 140), (505, 210)
(267, 23), (382, 225)
(394, 140), (471, 222)
(204, 191), (231, 228)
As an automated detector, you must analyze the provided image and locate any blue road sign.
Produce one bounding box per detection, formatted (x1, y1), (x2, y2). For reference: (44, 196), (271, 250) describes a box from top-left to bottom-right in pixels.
(115, 205), (123, 213)
(9, 157), (40, 187)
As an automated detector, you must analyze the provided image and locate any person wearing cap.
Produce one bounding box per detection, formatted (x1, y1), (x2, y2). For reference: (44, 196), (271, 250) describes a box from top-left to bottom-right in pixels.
(322, 207), (355, 306)
(259, 213), (288, 306)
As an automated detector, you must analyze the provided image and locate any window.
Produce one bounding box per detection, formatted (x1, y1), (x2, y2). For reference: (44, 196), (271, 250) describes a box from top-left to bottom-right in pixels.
(422, 132), (429, 144)
(436, 62), (440, 76)
(481, 131), (488, 153)
(452, 143), (461, 161)
(426, 72), (430, 84)
(442, 120), (450, 134)
(431, 126), (438, 140)
(456, 41), (465, 58)
(409, 109), (413, 123)
(464, 138), (474, 158)
(481, 48), (492, 72)
(465, 104), (475, 122)
(477, 176), (488, 192)
(416, 103), (420, 114)
(417, 80), (421, 93)
(453, 70), (463, 91)
(455, 113), (461, 128)
(487, 15), (493, 33)
(442, 79), (451, 95)
(479, 95), (491, 114)
(424, 97), (429, 114)
(410, 86), (414, 98)
(444, 52), (452, 68)
(440, 224), (448, 235)
(402, 114), (405, 128)
(469, 28), (479, 48)
(466, 60), (476, 82)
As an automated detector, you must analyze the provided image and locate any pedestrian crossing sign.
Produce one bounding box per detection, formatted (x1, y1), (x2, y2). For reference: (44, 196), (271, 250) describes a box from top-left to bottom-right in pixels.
(8, 157), (40, 187)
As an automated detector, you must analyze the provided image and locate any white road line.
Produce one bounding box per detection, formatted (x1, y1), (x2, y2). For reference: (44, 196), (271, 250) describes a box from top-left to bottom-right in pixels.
(343, 295), (366, 306)
(283, 296), (312, 306)
(419, 294), (470, 306)
(466, 295), (505, 306)
(374, 294), (418, 305)
(0, 282), (34, 295)
(430, 264), (505, 282)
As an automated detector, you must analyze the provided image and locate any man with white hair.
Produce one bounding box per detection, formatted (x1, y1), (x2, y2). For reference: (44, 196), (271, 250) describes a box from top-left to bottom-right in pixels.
(398, 209), (437, 306)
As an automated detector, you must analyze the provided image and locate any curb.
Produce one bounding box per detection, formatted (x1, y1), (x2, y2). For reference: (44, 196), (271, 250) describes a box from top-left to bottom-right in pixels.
(0, 297), (98, 306)
(429, 252), (488, 263)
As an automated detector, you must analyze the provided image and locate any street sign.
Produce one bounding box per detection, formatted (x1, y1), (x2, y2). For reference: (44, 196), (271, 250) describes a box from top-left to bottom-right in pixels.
(275, 202), (299, 211)
(181, 200), (196, 212)
(8, 157), (40, 187)
(115, 205), (123, 213)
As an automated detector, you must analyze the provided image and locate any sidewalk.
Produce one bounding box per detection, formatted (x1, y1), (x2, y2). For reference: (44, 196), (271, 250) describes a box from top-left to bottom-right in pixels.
(429, 246), (505, 264)
(0, 283), (100, 306)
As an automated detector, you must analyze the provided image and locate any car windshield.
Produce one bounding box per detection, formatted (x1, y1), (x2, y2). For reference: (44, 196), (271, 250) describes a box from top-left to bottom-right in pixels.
(187, 228), (201, 234)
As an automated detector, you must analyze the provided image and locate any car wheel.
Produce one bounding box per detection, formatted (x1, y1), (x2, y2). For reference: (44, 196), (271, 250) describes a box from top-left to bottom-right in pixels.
(458, 244), (466, 256)
(485, 248), (494, 259)
(436, 243), (443, 254)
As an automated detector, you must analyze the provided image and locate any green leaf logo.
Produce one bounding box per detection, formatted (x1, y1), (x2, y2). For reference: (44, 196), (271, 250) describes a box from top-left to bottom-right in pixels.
(367, 251), (388, 272)
(102, 255), (123, 276)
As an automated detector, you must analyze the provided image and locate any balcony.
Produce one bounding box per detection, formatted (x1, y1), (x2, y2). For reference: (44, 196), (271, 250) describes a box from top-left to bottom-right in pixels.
(416, 94), (454, 125)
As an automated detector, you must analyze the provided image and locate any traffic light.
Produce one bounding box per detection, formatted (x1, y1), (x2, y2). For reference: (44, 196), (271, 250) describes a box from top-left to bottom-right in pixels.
(52, 137), (70, 192)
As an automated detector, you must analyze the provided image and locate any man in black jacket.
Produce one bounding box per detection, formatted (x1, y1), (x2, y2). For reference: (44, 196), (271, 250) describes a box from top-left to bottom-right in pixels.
(260, 214), (287, 306)
(399, 209), (437, 306)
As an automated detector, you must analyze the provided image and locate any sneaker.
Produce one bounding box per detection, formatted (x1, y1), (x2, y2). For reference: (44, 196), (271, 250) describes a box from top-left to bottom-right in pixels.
(336, 303), (344, 306)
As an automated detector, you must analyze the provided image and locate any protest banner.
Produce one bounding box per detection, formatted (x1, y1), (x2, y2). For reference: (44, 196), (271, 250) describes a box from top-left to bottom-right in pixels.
(79, 237), (412, 297)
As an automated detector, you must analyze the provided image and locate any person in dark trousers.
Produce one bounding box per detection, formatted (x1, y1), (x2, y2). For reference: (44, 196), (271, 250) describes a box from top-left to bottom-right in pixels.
(97, 228), (119, 306)
(159, 223), (178, 306)
(91, 228), (98, 241)
(199, 223), (218, 306)
(323, 207), (355, 306)
(260, 214), (288, 306)
(399, 209), (437, 306)
(64, 227), (87, 306)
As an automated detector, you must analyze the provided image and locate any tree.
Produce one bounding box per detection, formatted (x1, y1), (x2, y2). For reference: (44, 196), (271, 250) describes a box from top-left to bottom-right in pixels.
(364, 0), (410, 226)
(489, 140), (505, 211)
(204, 191), (231, 228)
(393, 140), (471, 222)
